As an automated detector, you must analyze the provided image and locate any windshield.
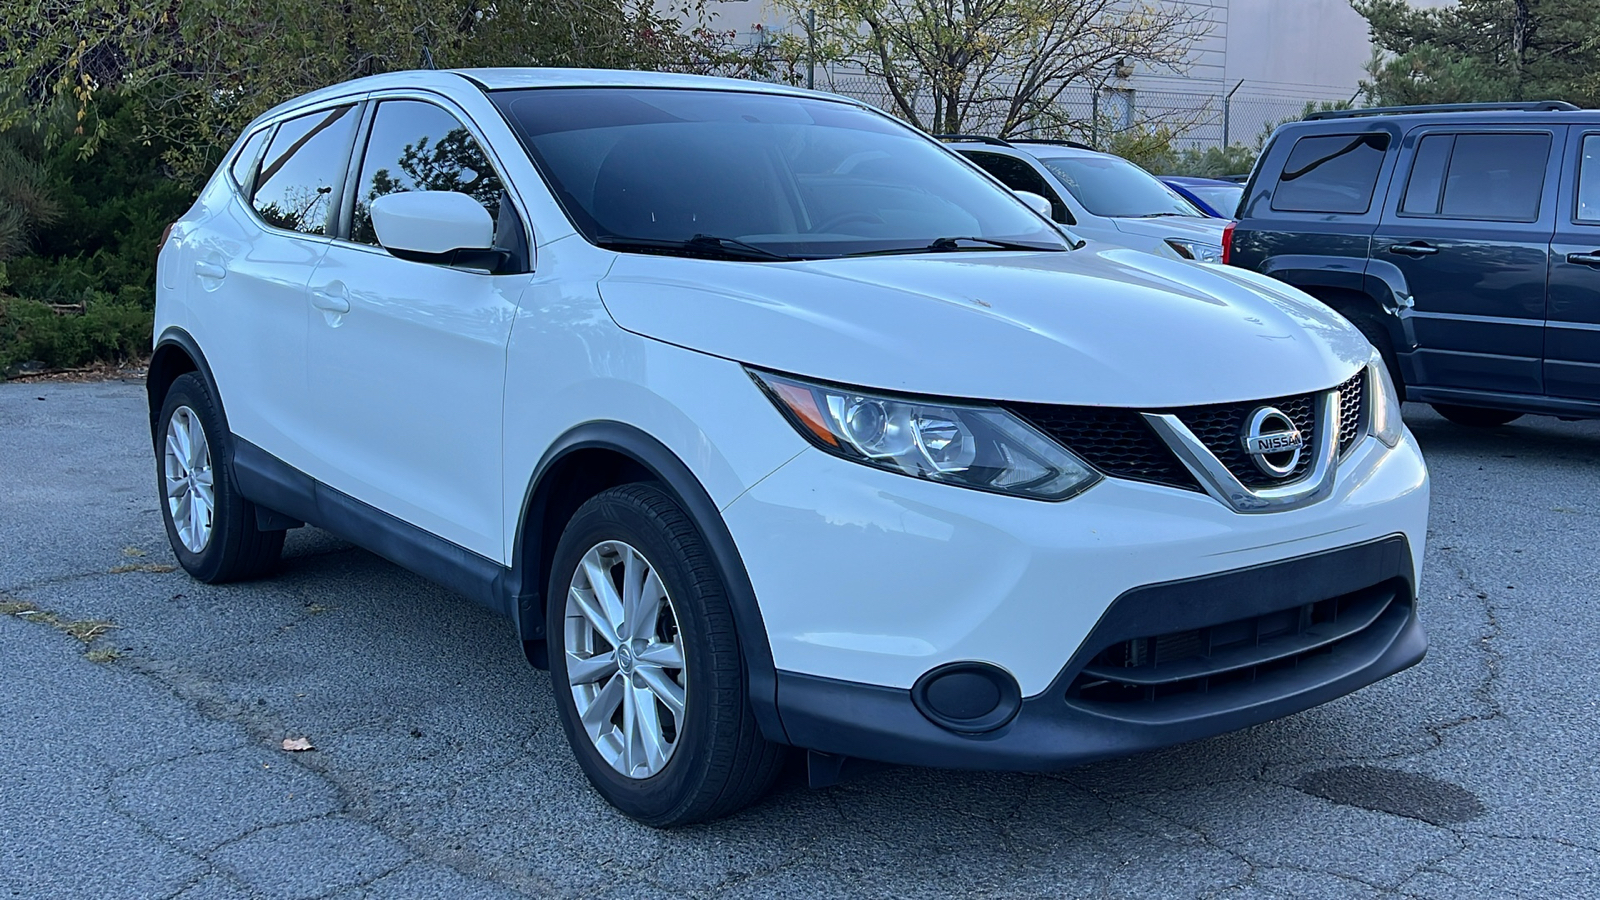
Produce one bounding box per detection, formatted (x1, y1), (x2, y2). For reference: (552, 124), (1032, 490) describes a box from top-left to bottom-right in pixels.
(1185, 183), (1244, 217)
(491, 88), (1068, 259)
(1038, 155), (1204, 219)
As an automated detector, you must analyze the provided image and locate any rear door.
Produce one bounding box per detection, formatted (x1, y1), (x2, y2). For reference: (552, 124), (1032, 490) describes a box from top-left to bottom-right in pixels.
(198, 103), (361, 468)
(1372, 126), (1563, 395)
(300, 95), (532, 560)
(1546, 129), (1600, 400)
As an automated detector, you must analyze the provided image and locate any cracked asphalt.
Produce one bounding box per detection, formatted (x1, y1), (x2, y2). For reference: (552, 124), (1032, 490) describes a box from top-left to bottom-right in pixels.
(2, 379), (1598, 899)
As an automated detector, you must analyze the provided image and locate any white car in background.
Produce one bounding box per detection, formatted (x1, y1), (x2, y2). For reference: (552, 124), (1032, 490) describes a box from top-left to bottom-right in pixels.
(150, 69), (1427, 827)
(943, 136), (1231, 262)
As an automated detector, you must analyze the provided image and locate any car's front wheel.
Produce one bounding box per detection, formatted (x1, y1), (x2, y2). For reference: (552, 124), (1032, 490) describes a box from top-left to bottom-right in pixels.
(1430, 404), (1523, 428)
(156, 373), (284, 582)
(547, 483), (784, 826)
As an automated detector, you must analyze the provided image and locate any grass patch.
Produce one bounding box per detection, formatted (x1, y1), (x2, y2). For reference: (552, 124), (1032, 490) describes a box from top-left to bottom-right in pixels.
(1, 594), (120, 656)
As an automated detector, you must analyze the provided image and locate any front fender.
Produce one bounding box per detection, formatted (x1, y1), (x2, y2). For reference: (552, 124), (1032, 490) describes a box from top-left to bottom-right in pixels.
(508, 421), (788, 743)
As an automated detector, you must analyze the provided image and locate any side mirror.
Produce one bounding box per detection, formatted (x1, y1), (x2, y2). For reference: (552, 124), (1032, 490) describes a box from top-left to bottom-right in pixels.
(370, 191), (504, 270)
(1014, 190), (1053, 219)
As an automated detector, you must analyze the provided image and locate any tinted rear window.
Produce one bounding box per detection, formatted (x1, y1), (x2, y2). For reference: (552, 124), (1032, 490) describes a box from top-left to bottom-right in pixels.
(252, 105), (359, 236)
(1440, 133), (1550, 221)
(1269, 133), (1389, 214)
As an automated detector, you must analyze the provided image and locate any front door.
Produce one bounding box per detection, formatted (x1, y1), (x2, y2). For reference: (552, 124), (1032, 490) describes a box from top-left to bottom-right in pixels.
(1546, 129), (1600, 401)
(302, 98), (531, 561)
(1372, 127), (1562, 396)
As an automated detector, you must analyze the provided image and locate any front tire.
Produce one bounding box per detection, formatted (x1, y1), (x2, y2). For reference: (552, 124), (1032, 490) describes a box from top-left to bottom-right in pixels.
(156, 373), (284, 583)
(1431, 404), (1523, 428)
(547, 483), (783, 826)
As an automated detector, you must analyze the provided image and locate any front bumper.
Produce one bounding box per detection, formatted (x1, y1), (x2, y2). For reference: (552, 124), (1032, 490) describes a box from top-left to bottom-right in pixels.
(721, 428), (1429, 767)
(774, 535), (1424, 770)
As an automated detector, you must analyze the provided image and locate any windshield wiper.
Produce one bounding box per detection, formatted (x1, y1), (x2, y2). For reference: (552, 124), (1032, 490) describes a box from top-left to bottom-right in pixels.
(592, 233), (793, 261)
(1133, 212), (1192, 218)
(842, 236), (1065, 258)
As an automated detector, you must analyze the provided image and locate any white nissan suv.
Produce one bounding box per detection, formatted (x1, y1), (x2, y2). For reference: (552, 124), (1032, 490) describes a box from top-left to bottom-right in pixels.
(150, 69), (1429, 826)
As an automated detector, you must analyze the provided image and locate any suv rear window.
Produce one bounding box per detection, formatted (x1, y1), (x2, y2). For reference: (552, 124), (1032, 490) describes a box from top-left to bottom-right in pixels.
(1269, 133), (1390, 215)
(1400, 132), (1550, 222)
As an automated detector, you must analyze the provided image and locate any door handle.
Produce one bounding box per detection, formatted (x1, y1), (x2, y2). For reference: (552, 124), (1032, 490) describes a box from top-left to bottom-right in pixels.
(1388, 243), (1439, 257)
(194, 261), (227, 279)
(1567, 252), (1600, 266)
(310, 290), (350, 314)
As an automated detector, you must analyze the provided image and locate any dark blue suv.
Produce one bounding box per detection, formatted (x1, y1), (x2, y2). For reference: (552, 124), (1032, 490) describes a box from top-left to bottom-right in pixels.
(1227, 101), (1600, 426)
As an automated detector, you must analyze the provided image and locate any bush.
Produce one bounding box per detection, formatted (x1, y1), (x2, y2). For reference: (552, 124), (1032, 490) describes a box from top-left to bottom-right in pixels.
(0, 294), (152, 372)
(0, 91), (193, 370)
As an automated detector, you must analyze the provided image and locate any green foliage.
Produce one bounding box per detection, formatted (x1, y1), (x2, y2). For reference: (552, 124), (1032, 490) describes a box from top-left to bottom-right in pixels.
(7, 93), (192, 313)
(0, 0), (748, 180)
(0, 91), (190, 369)
(1354, 0), (1600, 106)
(0, 295), (151, 371)
(0, 136), (65, 262)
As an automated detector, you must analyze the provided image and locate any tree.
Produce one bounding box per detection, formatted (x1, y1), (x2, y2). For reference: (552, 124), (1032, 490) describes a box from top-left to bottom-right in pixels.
(0, 136), (62, 266)
(1354, 0), (1600, 107)
(775, 0), (1207, 137)
(0, 0), (743, 179)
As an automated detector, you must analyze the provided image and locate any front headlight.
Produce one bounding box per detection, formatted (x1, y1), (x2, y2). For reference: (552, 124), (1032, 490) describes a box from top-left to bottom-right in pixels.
(1164, 238), (1223, 263)
(750, 370), (1101, 501)
(1368, 357), (1404, 448)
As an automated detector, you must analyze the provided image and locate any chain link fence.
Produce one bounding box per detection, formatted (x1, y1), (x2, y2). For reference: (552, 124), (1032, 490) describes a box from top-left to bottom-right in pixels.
(822, 74), (1346, 155)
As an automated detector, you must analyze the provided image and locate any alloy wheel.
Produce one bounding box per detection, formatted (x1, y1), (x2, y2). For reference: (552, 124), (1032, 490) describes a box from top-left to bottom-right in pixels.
(163, 405), (215, 554)
(564, 540), (687, 779)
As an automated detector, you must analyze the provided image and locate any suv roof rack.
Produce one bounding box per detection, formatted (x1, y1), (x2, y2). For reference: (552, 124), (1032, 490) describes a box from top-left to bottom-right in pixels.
(1011, 138), (1097, 151)
(1305, 100), (1580, 120)
(933, 134), (1014, 147)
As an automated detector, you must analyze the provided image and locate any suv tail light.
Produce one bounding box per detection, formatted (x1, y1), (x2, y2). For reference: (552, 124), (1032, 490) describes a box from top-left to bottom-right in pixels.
(1221, 221), (1236, 266)
(159, 222), (175, 252)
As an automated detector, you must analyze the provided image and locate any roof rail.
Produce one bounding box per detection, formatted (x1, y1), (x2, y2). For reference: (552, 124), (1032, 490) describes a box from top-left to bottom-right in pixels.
(1011, 138), (1097, 151)
(933, 133), (1014, 147)
(1305, 100), (1580, 120)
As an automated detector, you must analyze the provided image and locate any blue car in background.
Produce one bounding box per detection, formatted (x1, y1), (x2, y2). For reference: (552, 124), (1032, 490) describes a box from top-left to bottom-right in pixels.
(1162, 175), (1245, 219)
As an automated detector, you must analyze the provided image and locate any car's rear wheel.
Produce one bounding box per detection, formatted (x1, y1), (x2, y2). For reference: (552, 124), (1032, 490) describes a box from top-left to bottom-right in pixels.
(1430, 404), (1524, 428)
(547, 483), (783, 826)
(156, 373), (284, 582)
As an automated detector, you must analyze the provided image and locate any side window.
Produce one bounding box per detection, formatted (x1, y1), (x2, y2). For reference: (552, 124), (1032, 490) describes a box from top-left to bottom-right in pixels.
(1439, 133), (1550, 222)
(252, 106), (359, 235)
(1400, 134), (1452, 215)
(229, 127), (271, 195)
(960, 151), (1071, 223)
(1577, 134), (1600, 223)
(351, 100), (506, 247)
(1269, 133), (1390, 215)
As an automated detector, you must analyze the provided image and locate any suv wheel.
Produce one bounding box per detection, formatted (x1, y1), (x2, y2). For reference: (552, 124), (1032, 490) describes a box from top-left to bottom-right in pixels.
(547, 484), (784, 826)
(156, 373), (285, 582)
(1325, 303), (1406, 403)
(1430, 404), (1523, 428)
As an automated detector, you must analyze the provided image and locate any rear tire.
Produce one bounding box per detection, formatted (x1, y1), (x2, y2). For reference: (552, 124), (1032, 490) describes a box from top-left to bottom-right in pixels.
(546, 483), (783, 826)
(1431, 404), (1523, 428)
(155, 373), (284, 583)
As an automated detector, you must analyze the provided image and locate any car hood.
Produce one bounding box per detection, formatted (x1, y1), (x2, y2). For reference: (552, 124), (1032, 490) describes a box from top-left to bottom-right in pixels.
(1111, 215), (1229, 246)
(597, 247), (1370, 407)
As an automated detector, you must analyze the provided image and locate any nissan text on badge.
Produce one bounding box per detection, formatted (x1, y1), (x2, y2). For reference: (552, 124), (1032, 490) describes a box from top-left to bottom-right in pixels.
(150, 69), (1430, 825)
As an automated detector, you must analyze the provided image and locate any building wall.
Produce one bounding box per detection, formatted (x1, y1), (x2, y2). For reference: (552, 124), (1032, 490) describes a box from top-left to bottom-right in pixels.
(705, 0), (1389, 100)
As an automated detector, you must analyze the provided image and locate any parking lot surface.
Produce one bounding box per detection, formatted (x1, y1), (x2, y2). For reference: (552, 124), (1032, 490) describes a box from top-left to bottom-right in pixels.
(2, 380), (1598, 899)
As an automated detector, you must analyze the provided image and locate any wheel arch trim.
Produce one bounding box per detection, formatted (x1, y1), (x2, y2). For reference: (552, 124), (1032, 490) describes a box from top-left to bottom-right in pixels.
(148, 328), (229, 449)
(510, 421), (786, 743)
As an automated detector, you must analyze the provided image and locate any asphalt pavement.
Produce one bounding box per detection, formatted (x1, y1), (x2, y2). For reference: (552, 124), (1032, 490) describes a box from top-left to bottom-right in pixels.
(2, 379), (1597, 899)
